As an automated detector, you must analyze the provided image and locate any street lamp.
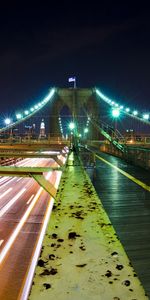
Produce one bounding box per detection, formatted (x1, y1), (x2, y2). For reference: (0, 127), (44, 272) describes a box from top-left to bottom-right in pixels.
(112, 108), (120, 132)
(4, 118), (11, 125)
(69, 122), (75, 130)
(112, 108), (120, 118)
(4, 118), (13, 138)
(16, 113), (22, 120)
(84, 128), (89, 133)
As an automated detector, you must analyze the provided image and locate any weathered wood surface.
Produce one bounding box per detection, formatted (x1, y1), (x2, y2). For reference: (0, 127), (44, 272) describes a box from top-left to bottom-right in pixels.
(92, 151), (150, 297)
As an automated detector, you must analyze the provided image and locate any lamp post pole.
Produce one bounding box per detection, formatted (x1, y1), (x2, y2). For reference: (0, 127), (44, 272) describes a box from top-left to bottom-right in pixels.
(112, 108), (120, 136)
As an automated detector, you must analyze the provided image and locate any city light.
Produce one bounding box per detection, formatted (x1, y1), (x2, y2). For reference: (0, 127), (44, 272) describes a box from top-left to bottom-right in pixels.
(133, 110), (138, 116)
(16, 113), (22, 120)
(69, 122), (75, 130)
(4, 118), (11, 125)
(24, 110), (29, 115)
(96, 88), (150, 124)
(143, 114), (149, 120)
(112, 108), (120, 118)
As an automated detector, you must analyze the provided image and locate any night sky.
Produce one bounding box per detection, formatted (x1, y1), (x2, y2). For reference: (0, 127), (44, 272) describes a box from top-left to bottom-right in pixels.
(0, 2), (150, 117)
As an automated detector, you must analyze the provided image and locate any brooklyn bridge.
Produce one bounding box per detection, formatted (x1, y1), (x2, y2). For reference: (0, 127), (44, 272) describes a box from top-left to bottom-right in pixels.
(0, 87), (149, 300)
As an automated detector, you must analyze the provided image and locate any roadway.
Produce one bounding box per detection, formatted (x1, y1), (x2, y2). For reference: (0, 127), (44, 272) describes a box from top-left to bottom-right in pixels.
(0, 156), (64, 300)
(90, 150), (150, 297)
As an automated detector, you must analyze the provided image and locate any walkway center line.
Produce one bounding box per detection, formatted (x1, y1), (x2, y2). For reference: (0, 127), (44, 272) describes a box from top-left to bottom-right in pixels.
(95, 154), (150, 192)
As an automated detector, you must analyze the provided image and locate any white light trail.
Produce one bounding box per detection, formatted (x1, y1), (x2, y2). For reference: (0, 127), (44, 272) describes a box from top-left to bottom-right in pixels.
(0, 188), (12, 200)
(16, 178), (23, 182)
(0, 240), (4, 247)
(54, 171), (62, 188)
(0, 177), (16, 189)
(0, 172), (52, 264)
(26, 194), (35, 205)
(0, 188), (26, 218)
(20, 173), (55, 300)
(0, 177), (9, 184)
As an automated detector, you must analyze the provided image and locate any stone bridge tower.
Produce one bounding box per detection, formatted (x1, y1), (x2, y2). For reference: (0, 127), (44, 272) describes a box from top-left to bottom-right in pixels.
(50, 87), (99, 139)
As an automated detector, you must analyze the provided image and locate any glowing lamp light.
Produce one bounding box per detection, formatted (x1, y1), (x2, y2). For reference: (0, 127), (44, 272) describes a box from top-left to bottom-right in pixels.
(133, 110), (138, 116)
(125, 108), (130, 112)
(5, 118), (11, 125)
(69, 122), (75, 130)
(16, 113), (22, 119)
(84, 128), (89, 133)
(112, 108), (120, 118)
(24, 110), (29, 115)
(143, 114), (149, 120)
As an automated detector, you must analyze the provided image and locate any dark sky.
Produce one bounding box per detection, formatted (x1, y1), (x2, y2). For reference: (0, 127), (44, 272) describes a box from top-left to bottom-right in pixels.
(0, 2), (150, 117)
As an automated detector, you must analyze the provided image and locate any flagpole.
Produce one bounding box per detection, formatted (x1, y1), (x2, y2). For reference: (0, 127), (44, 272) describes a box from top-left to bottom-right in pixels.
(74, 77), (76, 89)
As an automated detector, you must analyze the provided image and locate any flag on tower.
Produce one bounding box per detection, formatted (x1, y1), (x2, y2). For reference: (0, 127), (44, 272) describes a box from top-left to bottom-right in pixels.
(68, 76), (76, 88)
(68, 77), (76, 82)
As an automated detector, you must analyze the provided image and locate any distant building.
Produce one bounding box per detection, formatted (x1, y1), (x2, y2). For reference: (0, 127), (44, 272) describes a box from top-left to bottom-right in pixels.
(39, 119), (46, 138)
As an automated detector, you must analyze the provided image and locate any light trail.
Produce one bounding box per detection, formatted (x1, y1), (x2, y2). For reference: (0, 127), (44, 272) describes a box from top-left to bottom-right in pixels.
(20, 173), (56, 300)
(16, 177), (23, 182)
(20, 170), (62, 300)
(54, 171), (62, 188)
(0, 172), (51, 264)
(0, 188), (12, 199)
(0, 177), (9, 183)
(0, 188), (26, 218)
(0, 240), (4, 247)
(0, 177), (16, 189)
(26, 194), (35, 205)
(20, 197), (54, 300)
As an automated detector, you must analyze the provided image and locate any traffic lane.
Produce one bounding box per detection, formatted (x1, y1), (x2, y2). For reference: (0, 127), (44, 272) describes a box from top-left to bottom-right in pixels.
(0, 215), (45, 300)
(0, 157), (63, 299)
(0, 177), (51, 265)
(0, 174), (49, 250)
(0, 178), (28, 210)
(0, 178), (58, 300)
(0, 170), (59, 255)
(0, 157), (56, 209)
(0, 157), (61, 249)
(0, 159), (58, 252)
(0, 156), (59, 193)
(0, 157), (57, 216)
(0, 157), (42, 192)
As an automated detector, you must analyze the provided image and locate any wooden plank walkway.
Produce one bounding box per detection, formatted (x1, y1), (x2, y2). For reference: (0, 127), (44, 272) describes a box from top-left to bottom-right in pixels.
(92, 151), (150, 298)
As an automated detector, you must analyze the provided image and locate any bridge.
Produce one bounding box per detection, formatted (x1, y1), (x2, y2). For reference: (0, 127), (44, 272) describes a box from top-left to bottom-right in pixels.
(0, 87), (149, 299)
